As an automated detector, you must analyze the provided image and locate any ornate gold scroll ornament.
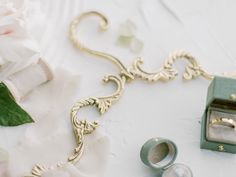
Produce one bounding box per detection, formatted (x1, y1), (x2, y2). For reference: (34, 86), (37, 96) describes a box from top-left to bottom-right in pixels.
(26, 11), (236, 176)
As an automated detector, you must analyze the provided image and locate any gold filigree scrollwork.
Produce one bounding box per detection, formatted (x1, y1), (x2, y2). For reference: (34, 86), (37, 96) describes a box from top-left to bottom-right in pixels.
(27, 162), (70, 177)
(30, 165), (49, 177)
(27, 10), (236, 176)
(24, 164), (50, 177)
(130, 51), (214, 82)
(70, 11), (134, 80)
(27, 75), (126, 177)
(69, 75), (126, 163)
(130, 57), (178, 82)
(164, 51), (213, 80)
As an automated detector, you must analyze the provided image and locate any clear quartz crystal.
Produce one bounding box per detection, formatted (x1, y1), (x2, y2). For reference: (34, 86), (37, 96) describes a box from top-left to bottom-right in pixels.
(118, 20), (137, 37)
(130, 37), (144, 53)
(162, 164), (193, 177)
(117, 20), (144, 53)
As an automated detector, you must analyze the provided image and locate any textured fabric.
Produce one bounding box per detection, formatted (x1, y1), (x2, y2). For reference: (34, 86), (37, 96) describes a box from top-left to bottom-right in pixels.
(1, 69), (110, 177)
(0, 0), (39, 80)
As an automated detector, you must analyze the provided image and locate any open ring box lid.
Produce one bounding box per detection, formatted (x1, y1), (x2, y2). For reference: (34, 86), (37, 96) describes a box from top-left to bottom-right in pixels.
(140, 138), (178, 175)
(201, 76), (236, 153)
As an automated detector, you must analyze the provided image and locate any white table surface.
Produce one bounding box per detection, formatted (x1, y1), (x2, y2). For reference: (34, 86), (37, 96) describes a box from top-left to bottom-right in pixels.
(4, 0), (236, 176)
(40, 0), (236, 177)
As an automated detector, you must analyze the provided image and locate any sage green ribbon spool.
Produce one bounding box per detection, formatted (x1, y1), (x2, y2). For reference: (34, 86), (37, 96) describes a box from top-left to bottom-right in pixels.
(140, 138), (193, 177)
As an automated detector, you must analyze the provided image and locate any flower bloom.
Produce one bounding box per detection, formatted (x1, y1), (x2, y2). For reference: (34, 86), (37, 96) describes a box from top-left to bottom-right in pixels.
(0, 0), (39, 80)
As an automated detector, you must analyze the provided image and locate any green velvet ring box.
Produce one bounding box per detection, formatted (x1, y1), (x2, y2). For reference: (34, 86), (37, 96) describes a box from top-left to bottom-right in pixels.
(201, 76), (236, 153)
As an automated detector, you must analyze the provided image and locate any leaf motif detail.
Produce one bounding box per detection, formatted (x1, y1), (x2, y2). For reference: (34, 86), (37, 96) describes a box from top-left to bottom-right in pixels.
(183, 64), (202, 80)
(0, 82), (34, 126)
(131, 51), (214, 82)
(96, 98), (112, 114)
(130, 58), (178, 82)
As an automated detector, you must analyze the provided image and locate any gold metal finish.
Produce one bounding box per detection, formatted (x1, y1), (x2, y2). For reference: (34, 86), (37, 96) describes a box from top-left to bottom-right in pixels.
(218, 145), (225, 152)
(131, 51), (214, 82)
(69, 11), (214, 82)
(210, 117), (236, 129)
(27, 11), (236, 176)
(230, 94), (236, 101)
(70, 11), (134, 80)
(69, 75), (125, 163)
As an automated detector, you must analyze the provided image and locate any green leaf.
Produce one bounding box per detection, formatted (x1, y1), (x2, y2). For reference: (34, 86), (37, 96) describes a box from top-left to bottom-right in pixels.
(0, 82), (34, 126)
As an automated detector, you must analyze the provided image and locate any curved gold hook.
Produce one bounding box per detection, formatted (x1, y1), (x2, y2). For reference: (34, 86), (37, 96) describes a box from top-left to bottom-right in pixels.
(70, 11), (134, 80)
(70, 11), (108, 50)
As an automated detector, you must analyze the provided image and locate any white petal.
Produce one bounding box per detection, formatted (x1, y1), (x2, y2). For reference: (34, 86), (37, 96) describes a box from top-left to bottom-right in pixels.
(0, 0), (38, 79)
(0, 37), (39, 80)
(0, 36), (39, 62)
